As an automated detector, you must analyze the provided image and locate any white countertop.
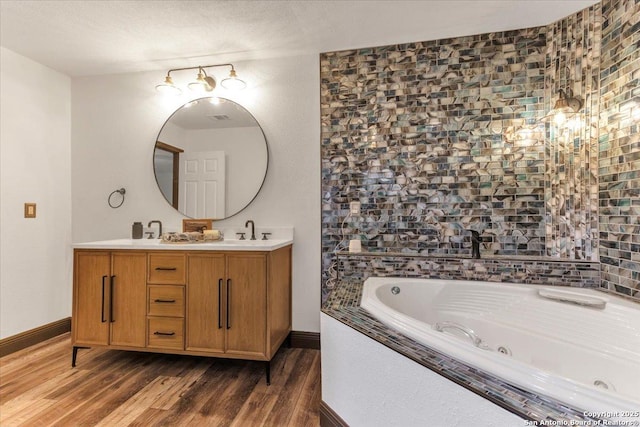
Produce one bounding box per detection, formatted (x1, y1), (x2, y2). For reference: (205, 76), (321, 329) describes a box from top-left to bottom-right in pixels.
(73, 238), (293, 251)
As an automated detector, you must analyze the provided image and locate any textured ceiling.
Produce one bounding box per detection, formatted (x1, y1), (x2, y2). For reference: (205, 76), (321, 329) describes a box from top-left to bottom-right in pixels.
(0, 0), (599, 77)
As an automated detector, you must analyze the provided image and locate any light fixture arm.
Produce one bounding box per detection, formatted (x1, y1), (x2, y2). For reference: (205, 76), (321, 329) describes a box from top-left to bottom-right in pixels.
(156, 63), (244, 95)
(164, 63), (235, 77)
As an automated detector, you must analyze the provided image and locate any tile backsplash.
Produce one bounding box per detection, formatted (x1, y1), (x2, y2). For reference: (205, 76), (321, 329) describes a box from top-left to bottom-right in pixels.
(321, 0), (639, 302)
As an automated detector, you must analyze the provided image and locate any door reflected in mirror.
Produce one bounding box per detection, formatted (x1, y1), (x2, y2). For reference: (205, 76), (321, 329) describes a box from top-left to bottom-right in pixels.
(153, 97), (268, 220)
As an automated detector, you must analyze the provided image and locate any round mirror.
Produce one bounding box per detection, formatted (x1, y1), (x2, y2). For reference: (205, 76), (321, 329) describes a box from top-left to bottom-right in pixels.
(153, 97), (268, 219)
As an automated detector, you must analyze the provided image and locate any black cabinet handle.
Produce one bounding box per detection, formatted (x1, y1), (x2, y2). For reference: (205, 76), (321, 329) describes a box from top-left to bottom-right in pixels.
(101, 275), (107, 323)
(153, 331), (176, 336)
(155, 267), (177, 271)
(218, 278), (223, 329)
(109, 276), (115, 323)
(226, 279), (231, 329)
(153, 299), (176, 303)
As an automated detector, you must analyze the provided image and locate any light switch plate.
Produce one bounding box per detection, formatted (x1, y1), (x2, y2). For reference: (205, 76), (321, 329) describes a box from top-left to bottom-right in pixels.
(24, 203), (36, 218)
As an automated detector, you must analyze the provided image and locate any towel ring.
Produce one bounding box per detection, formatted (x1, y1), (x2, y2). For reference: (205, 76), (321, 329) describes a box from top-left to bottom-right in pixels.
(108, 188), (126, 208)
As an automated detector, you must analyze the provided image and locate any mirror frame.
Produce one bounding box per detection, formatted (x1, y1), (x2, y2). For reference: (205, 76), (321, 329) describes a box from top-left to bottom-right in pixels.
(153, 97), (269, 220)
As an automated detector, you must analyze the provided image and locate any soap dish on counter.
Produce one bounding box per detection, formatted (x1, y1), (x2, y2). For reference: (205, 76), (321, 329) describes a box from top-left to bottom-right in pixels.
(161, 231), (223, 244)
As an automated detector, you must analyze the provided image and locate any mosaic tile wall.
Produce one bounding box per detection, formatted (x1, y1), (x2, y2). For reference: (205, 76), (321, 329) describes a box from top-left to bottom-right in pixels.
(544, 5), (601, 260)
(321, 27), (550, 264)
(321, 0), (639, 302)
(598, 0), (640, 299)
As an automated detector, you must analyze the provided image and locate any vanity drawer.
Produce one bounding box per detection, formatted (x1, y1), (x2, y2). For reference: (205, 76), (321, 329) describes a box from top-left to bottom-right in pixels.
(148, 254), (186, 284)
(148, 285), (184, 317)
(147, 317), (184, 350)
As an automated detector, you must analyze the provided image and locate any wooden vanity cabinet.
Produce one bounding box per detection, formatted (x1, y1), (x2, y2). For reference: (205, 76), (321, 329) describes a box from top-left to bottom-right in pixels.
(146, 253), (186, 350)
(225, 254), (268, 357)
(72, 245), (292, 376)
(186, 253), (268, 358)
(186, 247), (291, 362)
(186, 254), (226, 353)
(72, 251), (147, 350)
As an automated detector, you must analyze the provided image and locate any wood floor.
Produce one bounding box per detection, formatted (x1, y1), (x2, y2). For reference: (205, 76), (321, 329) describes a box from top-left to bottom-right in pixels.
(0, 333), (321, 426)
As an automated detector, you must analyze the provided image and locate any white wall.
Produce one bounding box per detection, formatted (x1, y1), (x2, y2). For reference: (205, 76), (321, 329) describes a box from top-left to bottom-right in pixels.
(321, 314), (522, 427)
(71, 55), (321, 332)
(0, 47), (72, 339)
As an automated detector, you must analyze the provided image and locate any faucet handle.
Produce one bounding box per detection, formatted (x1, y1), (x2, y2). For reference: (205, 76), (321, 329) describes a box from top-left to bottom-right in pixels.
(261, 233), (272, 240)
(145, 231), (154, 239)
(236, 232), (246, 240)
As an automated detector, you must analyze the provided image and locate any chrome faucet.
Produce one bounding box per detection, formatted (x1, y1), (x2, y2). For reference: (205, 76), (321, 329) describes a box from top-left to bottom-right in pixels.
(245, 220), (256, 240)
(148, 220), (163, 239)
(468, 230), (481, 259)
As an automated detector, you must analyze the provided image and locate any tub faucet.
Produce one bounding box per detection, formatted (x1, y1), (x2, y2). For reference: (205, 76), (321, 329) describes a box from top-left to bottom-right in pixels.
(468, 230), (481, 259)
(148, 220), (162, 239)
(245, 220), (256, 240)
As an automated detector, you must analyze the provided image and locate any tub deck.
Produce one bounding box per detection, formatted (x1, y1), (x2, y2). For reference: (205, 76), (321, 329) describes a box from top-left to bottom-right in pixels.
(322, 280), (614, 423)
(360, 277), (640, 411)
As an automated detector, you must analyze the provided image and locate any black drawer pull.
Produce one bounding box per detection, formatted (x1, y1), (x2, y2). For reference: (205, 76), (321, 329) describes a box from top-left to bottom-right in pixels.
(153, 331), (176, 336)
(155, 267), (177, 271)
(218, 278), (223, 329)
(101, 275), (107, 323)
(154, 299), (176, 303)
(226, 279), (231, 329)
(109, 276), (115, 323)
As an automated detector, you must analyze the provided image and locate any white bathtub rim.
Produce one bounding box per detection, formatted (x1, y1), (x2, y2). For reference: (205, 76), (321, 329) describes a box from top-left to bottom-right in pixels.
(361, 278), (640, 416)
(363, 277), (639, 361)
(362, 277), (640, 363)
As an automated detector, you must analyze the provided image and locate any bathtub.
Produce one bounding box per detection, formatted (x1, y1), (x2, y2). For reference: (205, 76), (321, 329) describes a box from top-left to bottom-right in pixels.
(361, 277), (640, 418)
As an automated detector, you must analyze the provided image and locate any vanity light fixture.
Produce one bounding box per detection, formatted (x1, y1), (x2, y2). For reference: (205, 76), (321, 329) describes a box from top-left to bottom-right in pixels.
(541, 89), (583, 125)
(155, 63), (245, 96)
(155, 75), (182, 95)
(221, 67), (247, 90)
(187, 68), (215, 93)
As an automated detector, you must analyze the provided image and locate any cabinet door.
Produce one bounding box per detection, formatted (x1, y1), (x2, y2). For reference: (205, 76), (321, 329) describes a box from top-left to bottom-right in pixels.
(186, 254), (225, 353)
(225, 254), (267, 357)
(109, 252), (147, 347)
(73, 251), (110, 346)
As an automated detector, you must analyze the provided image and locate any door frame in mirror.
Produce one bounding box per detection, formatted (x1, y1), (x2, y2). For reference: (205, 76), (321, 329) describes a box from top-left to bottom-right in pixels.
(155, 141), (183, 209)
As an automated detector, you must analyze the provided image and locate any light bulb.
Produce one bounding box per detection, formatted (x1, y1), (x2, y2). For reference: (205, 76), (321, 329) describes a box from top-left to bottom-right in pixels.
(188, 71), (209, 93)
(155, 75), (181, 96)
(221, 69), (246, 90)
(553, 111), (567, 126)
(568, 117), (582, 131)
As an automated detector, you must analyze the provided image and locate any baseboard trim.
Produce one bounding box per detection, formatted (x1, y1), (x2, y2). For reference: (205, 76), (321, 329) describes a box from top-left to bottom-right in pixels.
(0, 317), (71, 357)
(289, 331), (320, 350)
(320, 400), (348, 427)
(0, 322), (317, 356)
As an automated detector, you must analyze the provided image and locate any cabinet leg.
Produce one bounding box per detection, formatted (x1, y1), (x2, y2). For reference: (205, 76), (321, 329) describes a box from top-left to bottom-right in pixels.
(285, 332), (292, 348)
(265, 361), (271, 386)
(72, 346), (89, 367)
